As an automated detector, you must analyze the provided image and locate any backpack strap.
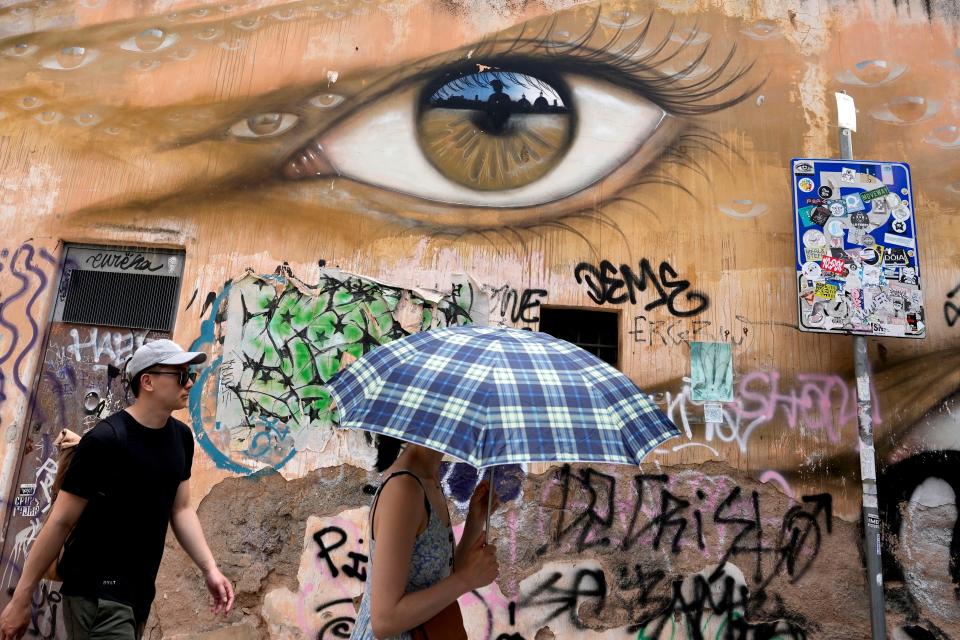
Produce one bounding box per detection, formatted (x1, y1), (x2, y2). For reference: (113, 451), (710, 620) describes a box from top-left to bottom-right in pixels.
(103, 411), (128, 450)
(369, 470), (431, 542)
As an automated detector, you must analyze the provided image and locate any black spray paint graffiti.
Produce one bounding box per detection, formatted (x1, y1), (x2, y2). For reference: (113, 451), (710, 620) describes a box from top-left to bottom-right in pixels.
(574, 259), (709, 317)
(945, 282), (960, 328)
(313, 526), (369, 582)
(629, 314), (753, 348)
(486, 285), (548, 324)
(315, 598), (355, 640)
(537, 466), (832, 591)
(83, 251), (164, 272)
(619, 564), (810, 639)
(517, 561), (811, 639)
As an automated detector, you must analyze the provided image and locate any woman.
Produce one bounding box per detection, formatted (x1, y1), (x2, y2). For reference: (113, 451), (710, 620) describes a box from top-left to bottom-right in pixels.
(351, 436), (500, 639)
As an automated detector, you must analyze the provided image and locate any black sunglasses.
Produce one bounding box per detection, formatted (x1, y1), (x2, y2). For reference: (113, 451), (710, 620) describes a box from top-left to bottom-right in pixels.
(145, 370), (198, 386)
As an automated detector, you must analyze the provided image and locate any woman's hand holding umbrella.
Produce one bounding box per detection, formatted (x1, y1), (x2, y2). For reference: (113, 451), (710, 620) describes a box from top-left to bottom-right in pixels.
(452, 536), (499, 592)
(457, 480), (500, 556)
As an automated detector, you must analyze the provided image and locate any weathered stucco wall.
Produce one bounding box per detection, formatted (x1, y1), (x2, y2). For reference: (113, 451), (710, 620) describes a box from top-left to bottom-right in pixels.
(0, 0), (958, 638)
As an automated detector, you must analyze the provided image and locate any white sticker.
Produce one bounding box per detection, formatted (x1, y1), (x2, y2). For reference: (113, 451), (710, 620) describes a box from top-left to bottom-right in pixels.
(863, 494), (878, 509)
(881, 164), (894, 185)
(884, 233), (914, 248)
(704, 402), (724, 424)
(835, 92), (857, 131)
(859, 444), (877, 481)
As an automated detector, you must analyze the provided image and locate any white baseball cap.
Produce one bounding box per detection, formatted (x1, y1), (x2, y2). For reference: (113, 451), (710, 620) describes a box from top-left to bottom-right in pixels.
(125, 339), (207, 382)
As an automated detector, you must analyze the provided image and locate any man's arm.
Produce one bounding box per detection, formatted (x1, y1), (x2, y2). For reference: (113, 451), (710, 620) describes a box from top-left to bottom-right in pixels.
(169, 479), (235, 614)
(0, 491), (87, 640)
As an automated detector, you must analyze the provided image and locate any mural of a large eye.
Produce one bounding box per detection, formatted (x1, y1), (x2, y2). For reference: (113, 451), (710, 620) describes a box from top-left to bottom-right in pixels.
(416, 69), (573, 191)
(284, 63), (667, 208)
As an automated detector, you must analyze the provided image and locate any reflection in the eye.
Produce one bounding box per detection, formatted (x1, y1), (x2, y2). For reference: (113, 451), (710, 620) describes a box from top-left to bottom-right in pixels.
(230, 113), (299, 138)
(419, 70), (572, 190)
(835, 59), (906, 86)
(870, 96), (940, 124)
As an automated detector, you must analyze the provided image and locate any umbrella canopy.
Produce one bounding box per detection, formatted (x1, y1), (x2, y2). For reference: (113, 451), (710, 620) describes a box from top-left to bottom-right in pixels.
(327, 325), (676, 468)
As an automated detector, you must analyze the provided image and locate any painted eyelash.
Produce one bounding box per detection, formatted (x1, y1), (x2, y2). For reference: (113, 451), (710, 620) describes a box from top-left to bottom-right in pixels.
(460, 10), (764, 116)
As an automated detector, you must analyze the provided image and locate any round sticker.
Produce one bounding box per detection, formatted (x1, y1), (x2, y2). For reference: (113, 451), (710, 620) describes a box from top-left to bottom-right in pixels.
(884, 194), (901, 209)
(818, 185), (833, 198)
(892, 205), (911, 221)
(826, 220), (845, 236)
(901, 187), (909, 195)
(828, 201), (846, 217)
(862, 234), (875, 246)
(802, 262), (822, 279)
(891, 220), (907, 234)
(798, 178), (815, 193)
(803, 229), (826, 247)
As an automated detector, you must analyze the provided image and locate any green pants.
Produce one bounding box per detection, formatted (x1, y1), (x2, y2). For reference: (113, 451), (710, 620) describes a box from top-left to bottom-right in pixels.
(63, 596), (145, 640)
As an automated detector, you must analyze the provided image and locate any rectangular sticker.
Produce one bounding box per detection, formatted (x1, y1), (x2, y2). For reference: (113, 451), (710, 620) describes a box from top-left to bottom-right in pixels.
(860, 186), (891, 202)
(884, 233), (915, 249)
(821, 256), (845, 275)
(815, 282), (837, 299)
(881, 164), (895, 185)
(690, 342), (734, 402)
(704, 402), (724, 424)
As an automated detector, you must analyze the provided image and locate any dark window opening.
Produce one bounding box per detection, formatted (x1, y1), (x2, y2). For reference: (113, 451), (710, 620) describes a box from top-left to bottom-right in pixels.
(538, 307), (619, 368)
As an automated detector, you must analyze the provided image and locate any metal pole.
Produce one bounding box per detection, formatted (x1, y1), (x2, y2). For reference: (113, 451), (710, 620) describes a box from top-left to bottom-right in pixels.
(840, 124), (888, 640)
(484, 466), (495, 544)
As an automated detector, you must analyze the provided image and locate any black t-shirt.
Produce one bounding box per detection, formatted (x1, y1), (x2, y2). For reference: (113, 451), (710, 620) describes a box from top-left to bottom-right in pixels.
(59, 410), (194, 621)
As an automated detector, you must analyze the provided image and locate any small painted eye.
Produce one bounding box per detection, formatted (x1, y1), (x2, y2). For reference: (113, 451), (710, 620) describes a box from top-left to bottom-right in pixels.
(870, 96), (939, 125)
(3, 43), (38, 57)
(40, 46), (99, 70)
(740, 21), (779, 41)
(835, 59), (907, 86)
(923, 124), (960, 149)
(309, 94), (346, 109)
(229, 113), (299, 138)
(121, 28), (179, 53)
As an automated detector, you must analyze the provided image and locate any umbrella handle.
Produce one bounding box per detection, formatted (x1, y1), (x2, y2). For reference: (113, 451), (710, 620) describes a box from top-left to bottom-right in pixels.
(484, 467), (495, 545)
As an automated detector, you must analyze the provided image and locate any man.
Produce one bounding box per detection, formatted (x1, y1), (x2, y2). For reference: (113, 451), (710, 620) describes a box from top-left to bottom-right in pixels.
(0, 339), (234, 639)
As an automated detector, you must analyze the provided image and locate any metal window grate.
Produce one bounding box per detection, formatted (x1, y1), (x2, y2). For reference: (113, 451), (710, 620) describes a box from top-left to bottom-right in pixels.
(54, 244), (185, 332)
(61, 269), (180, 332)
(539, 307), (619, 368)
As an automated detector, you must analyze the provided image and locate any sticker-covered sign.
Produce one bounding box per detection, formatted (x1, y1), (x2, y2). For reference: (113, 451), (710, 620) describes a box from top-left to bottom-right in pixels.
(792, 159), (924, 338)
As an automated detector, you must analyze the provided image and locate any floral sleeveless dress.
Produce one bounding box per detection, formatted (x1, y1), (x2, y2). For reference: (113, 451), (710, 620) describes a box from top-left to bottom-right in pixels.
(351, 471), (455, 640)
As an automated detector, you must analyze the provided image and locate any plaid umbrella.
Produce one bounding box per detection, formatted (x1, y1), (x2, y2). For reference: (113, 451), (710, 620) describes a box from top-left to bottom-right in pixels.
(327, 325), (676, 468)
